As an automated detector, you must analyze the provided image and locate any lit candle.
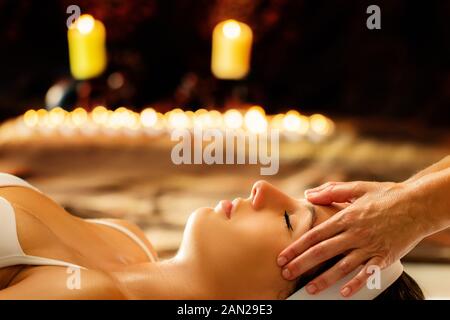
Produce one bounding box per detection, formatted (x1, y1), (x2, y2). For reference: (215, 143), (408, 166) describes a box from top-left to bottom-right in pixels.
(224, 109), (243, 129)
(67, 14), (107, 80)
(167, 109), (191, 130)
(244, 106), (267, 134)
(310, 114), (334, 137)
(211, 19), (253, 80)
(283, 110), (309, 135)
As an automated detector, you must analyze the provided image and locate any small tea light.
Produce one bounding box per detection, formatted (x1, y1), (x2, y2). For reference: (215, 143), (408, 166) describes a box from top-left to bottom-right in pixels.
(310, 113), (334, 137)
(2, 106), (336, 144)
(167, 109), (191, 130)
(224, 109), (244, 130)
(91, 106), (109, 125)
(140, 108), (158, 128)
(23, 110), (39, 127)
(71, 107), (88, 127)
(244, 106), (267, 134)
(283, 110), (309, 134)
(49, 107), (67, 127)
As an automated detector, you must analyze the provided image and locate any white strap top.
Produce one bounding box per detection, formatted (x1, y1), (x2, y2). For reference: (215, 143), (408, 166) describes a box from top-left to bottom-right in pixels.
(0, 173), (156, 270)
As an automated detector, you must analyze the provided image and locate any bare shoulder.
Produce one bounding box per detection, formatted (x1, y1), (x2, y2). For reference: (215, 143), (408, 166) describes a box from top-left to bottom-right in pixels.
(0, 185), (76, 222)
(101, 218), (158, 261)
(0, 266), (125, 300)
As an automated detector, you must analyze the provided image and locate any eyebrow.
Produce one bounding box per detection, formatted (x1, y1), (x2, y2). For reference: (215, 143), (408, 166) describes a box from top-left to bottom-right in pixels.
(305, 203), (317, 230)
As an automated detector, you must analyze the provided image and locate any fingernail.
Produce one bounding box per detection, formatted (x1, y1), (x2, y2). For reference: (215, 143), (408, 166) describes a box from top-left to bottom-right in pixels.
(305, 189), (317, 195)
(277, 256), (287, 266)
(341, 287), (351, 297)
(282, 268), (291, 279)
(306, 284), (317, 294)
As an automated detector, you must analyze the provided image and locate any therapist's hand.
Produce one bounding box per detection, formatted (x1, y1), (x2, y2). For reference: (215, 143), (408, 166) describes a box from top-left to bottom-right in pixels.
(277, 181), (430, 298)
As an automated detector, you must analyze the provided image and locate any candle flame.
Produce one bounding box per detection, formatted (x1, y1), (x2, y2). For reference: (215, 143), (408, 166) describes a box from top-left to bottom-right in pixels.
(49, 107), (66, 126)
(23, 110), (39, 127)
(76, 14), (95, 34)
(283, 110), (309, 134)
(222, 20), (241, 39)
(245, 106), (267, 134)
(224, 109), (243, 129)
(92, 106), (109, 125)
(269, 114), (285, 130)
(11, 106), (335, 140)
(167, 109), (190, 129)
(140, 108), (158, 128)
(36, 109), (50, 127)
(310, 114), (334, 136)
(71, 107), (88, 126)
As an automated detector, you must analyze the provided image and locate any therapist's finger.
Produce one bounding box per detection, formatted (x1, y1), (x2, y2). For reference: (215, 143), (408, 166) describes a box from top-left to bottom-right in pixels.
(305, 181), (371, 205)
(303, 250), (366, 295)
(278, 213), (345, 267)
(304, 181), (343, 195)
(340, 256), (384, 298)
(280, 234), (353, 280)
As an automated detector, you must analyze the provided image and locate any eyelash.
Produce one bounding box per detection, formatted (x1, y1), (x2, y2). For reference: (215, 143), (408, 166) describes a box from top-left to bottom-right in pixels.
(284, 210), (293, 231)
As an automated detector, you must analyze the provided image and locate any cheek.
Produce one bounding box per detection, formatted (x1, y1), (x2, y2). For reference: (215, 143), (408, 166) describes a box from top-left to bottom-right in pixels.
(231, 215), (291, 278)
(180, 209), (293, 297)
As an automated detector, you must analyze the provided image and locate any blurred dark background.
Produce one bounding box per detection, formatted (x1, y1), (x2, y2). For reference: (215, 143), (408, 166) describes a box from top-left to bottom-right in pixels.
(0, 0), (449, 126)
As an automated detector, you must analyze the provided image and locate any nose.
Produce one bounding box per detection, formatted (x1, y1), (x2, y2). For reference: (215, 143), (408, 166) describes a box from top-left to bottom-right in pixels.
(251, 180), (292, 211)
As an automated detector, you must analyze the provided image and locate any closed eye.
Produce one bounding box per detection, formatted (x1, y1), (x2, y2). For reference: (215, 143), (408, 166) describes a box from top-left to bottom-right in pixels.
(284, 210), (293, 232)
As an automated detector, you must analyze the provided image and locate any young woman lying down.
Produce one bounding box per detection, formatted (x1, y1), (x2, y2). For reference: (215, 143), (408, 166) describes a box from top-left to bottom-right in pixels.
(0, 173), (423, 300)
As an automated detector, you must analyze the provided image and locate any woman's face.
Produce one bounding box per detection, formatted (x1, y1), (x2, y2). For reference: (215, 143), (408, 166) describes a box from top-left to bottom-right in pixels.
(177, 180), (337, 299)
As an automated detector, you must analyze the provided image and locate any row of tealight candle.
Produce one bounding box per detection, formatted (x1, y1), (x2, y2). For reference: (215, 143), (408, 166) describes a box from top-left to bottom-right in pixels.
(0, 106), (335, 142)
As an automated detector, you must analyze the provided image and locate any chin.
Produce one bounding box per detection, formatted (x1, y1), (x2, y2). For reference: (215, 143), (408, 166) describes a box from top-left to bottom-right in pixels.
(178, 207), (213, 251)
(188, 207), (214, 224)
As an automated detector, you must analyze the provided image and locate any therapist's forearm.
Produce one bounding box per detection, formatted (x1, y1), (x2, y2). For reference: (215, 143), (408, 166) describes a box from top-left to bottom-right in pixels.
(406, 166), (450, 236)
(405, 155), (450, 183)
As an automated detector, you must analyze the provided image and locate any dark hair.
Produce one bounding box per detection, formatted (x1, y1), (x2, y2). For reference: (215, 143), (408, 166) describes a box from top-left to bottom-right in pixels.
(293, 256), (424, 300)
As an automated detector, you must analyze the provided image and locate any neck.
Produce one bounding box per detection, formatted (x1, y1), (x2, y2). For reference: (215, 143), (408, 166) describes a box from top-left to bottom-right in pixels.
(112, 256), (212, 299)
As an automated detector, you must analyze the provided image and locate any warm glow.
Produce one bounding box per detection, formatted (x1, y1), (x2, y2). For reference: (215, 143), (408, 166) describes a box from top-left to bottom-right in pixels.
(167, 109), (190, 129)
(107, 107), (139, 129)
(23, 110), (38, 127)
(193, 109), (208, 128)
(310, 114), (334, 136)
(283, 110), (309, 134)
(68, 14), (107, 80)
(76, 15), (95, 34)
(13, 106), (335, 140)
(224, 109), (243, 129)
(36, 109), (49, 126)
(71, 107), (88, 126)
(270, 114), (285, 130)
(207, 110), (223, 128)
(193, 110), (223, 129)
(140, 108), (158, 128)
(92, 106), (109, 125)
(49, 107), (66, 126)
(222, 20), (241, 39)
(245, 106), (267, 134)
(109, 107), (128, 128)
(211, 19), (253, 80)
(128, 112), (140, 130)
